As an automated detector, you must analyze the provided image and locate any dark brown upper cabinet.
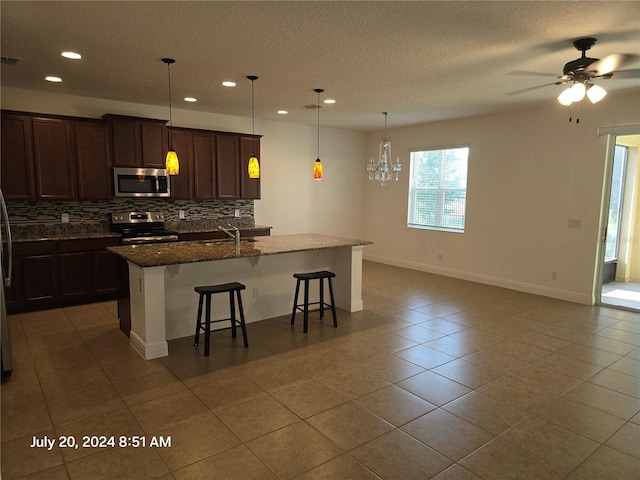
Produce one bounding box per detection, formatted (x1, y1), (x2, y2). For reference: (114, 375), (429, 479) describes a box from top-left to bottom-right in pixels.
(32, 117), (76, 200)
(104, 114), (167, 168)
(216, 134), (240, 199)
(169, 129), (194, 200)
(240, 135), (261, 199)
(74, 120), (112, 200)
(193, 132), (216, 199)
(1, 113), (36, 201)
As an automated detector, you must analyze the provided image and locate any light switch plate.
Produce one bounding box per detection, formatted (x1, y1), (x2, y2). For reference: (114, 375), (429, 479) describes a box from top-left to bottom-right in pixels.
(235, 209), (240, 217)
(61, 213), (69, 223)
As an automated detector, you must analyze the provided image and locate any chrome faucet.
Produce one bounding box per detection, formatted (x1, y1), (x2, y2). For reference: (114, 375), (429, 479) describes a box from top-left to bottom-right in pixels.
(218, 224), (240, 245)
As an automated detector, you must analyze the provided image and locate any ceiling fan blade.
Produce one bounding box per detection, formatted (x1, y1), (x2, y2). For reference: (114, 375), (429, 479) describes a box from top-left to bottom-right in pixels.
(505, 81), (566, 96)
(505, 70), (559, 77)
(586, 54), (632, 76)
(607, 68), (640, 79)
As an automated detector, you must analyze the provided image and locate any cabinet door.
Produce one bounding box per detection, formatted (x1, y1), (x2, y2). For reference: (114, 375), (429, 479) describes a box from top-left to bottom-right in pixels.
(59, 252), (92, 300)
(141, 121), (168, 168)
(216, 134), (240, 199)
(33, 117), (76, 200)
(75, 120), (113, 200)
(1, 114), (36, 201)
(18, 241), (58, 304)
(110, 117), (141, 167)
(194, 132), (216, 199)
(240, 135), (261, 199)
(93, 250), (118, 295)
(169, 130), (194, 199)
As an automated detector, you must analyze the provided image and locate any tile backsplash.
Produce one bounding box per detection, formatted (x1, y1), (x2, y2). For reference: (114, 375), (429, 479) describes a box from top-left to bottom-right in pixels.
(6, 198), (254, 226)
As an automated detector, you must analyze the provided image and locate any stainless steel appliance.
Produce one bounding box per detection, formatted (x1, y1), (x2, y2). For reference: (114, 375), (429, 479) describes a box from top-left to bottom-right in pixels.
(113, 167), (170, 198)
(111, 211), (179, 244)
(1, 189), (13, 376)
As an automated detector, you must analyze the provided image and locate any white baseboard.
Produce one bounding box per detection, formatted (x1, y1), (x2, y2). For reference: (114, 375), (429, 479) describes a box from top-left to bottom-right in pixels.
(129, 331), (169, 360)
(363, 254), (593, 305)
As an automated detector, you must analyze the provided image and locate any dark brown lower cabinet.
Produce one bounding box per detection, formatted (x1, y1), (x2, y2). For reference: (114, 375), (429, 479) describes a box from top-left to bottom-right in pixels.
(8, 238), (120, 313)
(19, 244), (58, 305)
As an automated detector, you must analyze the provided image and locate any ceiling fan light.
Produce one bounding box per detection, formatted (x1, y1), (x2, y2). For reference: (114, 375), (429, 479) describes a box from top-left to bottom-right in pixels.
(587, 84), (607, 104)
(569, 82), (586, 102)
(557, 87), (574, 106)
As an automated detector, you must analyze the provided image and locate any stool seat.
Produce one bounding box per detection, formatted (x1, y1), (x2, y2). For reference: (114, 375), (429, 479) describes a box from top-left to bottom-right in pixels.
(293, 271), (336, 281)
(195, 282), (246, 295)
(291, 270), (337, 333)
(194, 282), (249, 356)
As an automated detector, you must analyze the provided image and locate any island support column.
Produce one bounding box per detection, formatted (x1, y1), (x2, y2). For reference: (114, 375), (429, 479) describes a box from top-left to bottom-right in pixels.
(128, 262), (169, 360)
(332, 245), (365, 312)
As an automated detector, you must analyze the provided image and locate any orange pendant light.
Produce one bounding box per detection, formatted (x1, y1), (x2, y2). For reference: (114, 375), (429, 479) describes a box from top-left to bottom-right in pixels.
(247, 75), (260, 179)
(313, 88), (324, 180)
(162, 58), (179, 175)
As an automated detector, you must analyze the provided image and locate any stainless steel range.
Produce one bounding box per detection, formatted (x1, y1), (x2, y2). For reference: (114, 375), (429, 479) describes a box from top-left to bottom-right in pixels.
(110, 211), (179, 245)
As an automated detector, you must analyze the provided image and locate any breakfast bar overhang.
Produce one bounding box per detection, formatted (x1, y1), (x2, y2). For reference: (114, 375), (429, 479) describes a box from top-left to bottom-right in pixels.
(109, 233), (372, 360)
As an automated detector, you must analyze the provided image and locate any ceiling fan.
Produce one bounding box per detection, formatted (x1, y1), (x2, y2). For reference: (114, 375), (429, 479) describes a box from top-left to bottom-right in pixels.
(507, 37), (640, 106)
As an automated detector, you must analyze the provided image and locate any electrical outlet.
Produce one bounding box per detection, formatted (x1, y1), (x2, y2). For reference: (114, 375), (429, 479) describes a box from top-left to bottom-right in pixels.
(179, 210), (186, 219)
(253, 287), (259, 298)
(551, 271), (558, 280)
(235, 209), (240, 218)
(61, 213), (69, 223)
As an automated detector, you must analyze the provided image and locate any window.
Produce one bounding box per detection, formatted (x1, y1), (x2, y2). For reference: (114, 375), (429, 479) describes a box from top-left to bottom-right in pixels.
(407, 147), (469, 233)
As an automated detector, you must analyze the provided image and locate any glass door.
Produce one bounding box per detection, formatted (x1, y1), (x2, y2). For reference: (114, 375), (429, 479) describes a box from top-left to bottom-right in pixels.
(599, 134), (640, 311)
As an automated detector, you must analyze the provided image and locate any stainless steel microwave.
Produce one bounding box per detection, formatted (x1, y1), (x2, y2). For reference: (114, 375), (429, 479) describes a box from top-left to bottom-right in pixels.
(113, 167), (171, 197)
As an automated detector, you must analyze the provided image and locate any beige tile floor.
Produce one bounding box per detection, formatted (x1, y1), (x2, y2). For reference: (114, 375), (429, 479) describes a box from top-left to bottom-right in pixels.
(2, 261), (639, 479)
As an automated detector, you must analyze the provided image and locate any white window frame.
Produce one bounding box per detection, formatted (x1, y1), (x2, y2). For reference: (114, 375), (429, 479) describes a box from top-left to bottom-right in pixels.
(407, 146), (469, 233)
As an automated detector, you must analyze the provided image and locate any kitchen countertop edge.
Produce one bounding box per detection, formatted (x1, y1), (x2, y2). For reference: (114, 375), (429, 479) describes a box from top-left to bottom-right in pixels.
(108, 233), (373, 268)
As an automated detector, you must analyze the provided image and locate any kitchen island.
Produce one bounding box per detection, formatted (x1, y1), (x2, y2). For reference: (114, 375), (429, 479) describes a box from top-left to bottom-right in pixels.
(109, 233), (372, 359)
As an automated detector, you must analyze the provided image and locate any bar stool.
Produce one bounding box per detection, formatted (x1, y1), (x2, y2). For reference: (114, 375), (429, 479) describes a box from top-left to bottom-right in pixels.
(193, 282), (249, 356)
(290, 271), (337, 333)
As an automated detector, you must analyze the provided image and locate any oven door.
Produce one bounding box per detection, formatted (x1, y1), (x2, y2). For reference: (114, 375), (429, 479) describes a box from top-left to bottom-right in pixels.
(113, 167), (170, 197)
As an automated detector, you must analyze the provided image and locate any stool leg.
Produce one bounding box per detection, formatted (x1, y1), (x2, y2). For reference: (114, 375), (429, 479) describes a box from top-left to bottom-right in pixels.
(303, 279), (309, 333)
(236, 290), (249, 348)
(229, 291), (237, 339)
(194, 293), (204, 346)
(291, 279), (301, 325)
(328, 277), (338, 327)
(204, 294), (211, 356)
(319, 278), (325, 320)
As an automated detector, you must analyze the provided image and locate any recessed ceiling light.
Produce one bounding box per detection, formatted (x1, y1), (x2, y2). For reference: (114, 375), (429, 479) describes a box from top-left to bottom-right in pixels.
(184, 97), (197, 102)
(222, 81), (236, 87)
(45, 76), (62, 82)
(324, 99), (336, 104)
(61, 51), (81, 60)
(277, 110), (288, 115)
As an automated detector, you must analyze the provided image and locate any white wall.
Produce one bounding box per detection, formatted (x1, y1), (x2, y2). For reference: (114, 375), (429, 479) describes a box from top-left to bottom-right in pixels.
(1, 87), (366, 238)
(363, 91), (640, 304)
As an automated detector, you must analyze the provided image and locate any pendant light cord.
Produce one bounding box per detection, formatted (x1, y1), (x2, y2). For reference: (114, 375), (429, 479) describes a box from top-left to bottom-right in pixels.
(316, 90), (321, 159)
(162, 58), (176, 149)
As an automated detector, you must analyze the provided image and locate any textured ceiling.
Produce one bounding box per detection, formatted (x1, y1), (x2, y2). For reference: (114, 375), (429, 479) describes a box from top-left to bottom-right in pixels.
(1, 1), (639, 131)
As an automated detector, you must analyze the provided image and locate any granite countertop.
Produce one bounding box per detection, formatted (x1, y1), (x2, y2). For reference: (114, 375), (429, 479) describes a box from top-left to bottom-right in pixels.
(173, 224), (272, 235)
(11, 224), (119, 243)
(10, 222), (271, 243)
(108, 233), (373, 267)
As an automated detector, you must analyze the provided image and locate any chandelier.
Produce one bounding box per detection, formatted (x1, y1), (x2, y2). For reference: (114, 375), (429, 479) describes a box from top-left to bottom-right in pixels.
(367, 112), (401, 185)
